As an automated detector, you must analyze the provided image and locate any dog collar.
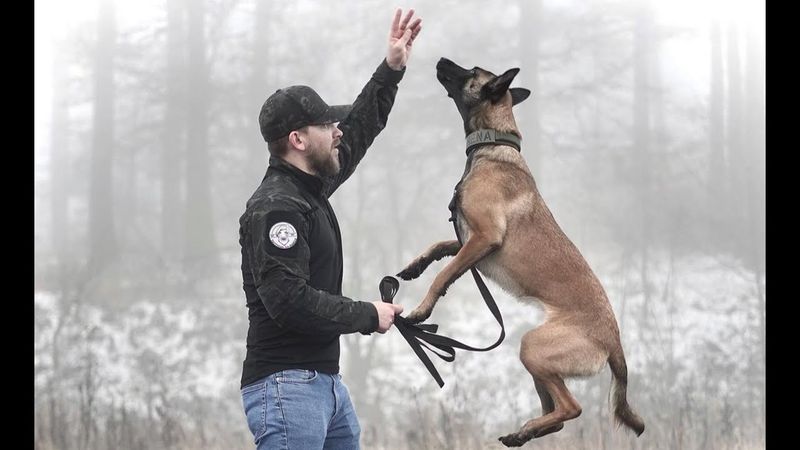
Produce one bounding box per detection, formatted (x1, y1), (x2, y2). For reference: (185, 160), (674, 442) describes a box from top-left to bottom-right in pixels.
(465, 129), (522, 155)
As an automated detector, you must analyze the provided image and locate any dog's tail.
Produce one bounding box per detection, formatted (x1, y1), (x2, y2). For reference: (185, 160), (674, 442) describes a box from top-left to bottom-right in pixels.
(607, 348), (645, 436)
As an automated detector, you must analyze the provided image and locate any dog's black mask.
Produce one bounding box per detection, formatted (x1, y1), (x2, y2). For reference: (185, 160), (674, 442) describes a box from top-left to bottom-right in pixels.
(436, 57), (531, 128)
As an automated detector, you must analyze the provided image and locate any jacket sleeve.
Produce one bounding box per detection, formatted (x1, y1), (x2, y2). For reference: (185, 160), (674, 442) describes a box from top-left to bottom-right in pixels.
(323, 58), (406, 197)
(244, 206), (379, 335)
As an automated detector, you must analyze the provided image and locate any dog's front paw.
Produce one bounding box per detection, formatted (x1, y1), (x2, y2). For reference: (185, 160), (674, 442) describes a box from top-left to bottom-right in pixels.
(498, 433), (526, 448)
(405, 307), (431, 324)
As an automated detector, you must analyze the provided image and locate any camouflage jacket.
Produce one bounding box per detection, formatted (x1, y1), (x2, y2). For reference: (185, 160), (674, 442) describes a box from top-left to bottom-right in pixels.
(239, 59), (405, 387)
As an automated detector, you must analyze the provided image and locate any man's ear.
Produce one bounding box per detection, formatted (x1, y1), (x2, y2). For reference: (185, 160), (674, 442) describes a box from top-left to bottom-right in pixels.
(288, 130), (306, 151)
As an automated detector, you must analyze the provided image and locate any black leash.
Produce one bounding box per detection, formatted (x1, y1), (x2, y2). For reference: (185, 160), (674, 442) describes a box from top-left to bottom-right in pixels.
(380, 186), (505, 388)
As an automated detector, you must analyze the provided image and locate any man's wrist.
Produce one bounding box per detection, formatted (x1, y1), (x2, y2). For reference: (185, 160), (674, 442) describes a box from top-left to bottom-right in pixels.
(359, 302), (380, 335)
(373, 58), (406, 85)
(387, 60), (404, 71)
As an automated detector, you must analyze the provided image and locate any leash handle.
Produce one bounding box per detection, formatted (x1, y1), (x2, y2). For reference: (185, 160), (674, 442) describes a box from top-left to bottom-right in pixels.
(379, 276), (437, 333)
(380, 276), (399, 303)
(378, 276), (446, 387)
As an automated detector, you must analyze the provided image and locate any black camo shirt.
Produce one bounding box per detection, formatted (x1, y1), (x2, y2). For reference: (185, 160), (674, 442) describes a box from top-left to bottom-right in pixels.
(239, 59), (405, 388)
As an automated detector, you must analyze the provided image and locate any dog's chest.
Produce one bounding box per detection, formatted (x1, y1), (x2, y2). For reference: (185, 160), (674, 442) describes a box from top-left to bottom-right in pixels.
(476, 254), (527, 298)
(452, 151), (537, 301)
(452, 211), (526, 298)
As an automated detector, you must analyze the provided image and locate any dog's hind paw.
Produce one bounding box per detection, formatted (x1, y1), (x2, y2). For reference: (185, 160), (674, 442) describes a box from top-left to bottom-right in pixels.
(498, 433), (527, 448)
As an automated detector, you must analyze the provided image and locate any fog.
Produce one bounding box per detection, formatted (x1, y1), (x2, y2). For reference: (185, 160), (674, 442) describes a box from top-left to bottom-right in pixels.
(34, 0), (765, 448)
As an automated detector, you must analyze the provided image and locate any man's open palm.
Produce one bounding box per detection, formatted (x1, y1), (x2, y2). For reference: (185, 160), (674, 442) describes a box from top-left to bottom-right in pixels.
(387, 8), (422, 70)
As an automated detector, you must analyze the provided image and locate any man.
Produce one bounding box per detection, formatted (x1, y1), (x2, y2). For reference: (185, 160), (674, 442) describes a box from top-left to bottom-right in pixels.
(238, 8), (422, 450)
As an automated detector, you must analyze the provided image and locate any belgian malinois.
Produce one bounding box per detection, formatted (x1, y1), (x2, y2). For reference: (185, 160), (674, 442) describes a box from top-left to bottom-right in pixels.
(398, 57), (645, 446)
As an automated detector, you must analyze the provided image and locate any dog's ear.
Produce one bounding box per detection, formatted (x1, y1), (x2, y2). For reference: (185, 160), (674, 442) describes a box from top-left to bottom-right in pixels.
(483, 68), (520, 103)
(511, 88), (531, 106)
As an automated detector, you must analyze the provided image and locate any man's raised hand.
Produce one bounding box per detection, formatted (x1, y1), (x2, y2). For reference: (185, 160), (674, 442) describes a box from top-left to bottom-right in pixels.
(387, 8), (422, 70)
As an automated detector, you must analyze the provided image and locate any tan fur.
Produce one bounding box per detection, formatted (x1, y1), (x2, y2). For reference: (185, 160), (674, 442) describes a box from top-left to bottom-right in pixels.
(400, 64), (644, 446)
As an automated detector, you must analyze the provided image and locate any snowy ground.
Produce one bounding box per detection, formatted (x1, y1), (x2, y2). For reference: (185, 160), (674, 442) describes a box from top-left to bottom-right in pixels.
(34, 250), (764, 448)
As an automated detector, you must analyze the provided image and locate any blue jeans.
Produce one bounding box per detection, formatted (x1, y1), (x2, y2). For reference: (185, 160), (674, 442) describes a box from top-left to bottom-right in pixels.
(241, 370), (361, 449)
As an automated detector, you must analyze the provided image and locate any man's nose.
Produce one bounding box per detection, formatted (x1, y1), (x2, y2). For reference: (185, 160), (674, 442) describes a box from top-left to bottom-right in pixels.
(333, 123), (343, 138)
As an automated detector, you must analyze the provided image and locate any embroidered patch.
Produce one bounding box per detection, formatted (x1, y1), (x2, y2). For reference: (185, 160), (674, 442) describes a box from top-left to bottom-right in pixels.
(269, 222), (298, 249)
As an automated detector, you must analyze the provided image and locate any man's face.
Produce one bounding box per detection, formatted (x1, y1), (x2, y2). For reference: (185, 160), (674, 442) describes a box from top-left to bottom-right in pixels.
(304, 123), (343, 177)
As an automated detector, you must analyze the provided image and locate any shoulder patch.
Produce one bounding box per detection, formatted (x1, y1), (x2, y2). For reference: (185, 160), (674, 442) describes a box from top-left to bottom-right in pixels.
(269, 222), (298, 249)
(261, 210), (305, 257)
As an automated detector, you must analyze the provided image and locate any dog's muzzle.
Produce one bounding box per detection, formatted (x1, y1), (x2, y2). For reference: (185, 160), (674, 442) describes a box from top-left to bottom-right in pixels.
(436, 57), (473, 86)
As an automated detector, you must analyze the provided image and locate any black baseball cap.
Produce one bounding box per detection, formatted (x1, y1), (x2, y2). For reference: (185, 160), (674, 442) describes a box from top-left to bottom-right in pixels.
(259, 85), (352, 142)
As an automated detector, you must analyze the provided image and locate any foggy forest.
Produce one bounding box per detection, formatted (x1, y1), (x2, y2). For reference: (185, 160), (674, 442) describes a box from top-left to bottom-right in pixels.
(34, 0), (765, 449)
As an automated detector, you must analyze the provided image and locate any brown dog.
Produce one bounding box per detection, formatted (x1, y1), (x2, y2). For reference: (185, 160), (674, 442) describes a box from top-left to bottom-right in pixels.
(398, 58), (645, 447)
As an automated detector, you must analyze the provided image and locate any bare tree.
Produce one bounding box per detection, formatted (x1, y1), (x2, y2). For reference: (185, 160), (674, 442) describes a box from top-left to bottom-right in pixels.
(742, 19), (765, 422)
(50, 44), (70, 284)
(183, 0), (217, 272)
(161, 0), (186, 264)
(519, 0), (543, 182)
(632, 0), (654, 325)
(89, 0), (118, 271)
(725, 24), (744, 232)
(244, 0), (271, 183)
(707, 20), (726, 216)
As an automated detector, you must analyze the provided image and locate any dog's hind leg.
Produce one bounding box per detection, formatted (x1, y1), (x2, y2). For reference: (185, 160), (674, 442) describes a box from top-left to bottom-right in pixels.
(499, 324), (606, 447)
(499, 375), (580, 447)
(397, 240), (461, 280)
(531, 377), (564, 437)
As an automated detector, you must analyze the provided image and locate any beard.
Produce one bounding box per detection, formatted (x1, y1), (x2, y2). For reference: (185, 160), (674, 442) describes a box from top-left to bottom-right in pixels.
(309, 143), (341, 177)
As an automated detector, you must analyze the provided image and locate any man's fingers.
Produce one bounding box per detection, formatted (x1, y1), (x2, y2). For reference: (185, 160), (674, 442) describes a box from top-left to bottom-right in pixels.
(409, 21), (422, 42)
(390, 8), (401, 35)
(393, 304), (404, 314)
(398, 27), (413, 45)
(399, 8), (415, 31)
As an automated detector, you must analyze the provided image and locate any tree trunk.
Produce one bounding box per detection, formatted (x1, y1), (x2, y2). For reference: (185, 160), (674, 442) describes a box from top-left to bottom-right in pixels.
(633, 2), (653, 324)
(743, 25), (765, 272)
(725, 25), (745, 241)
(519, 0), (543, 183)
(161, 0), (185, 263)
(89, 0), (118, 271)
(708, 20), (726, 222)
(743, 20), (765, 421)
(246, 0), (271, 182)
(183, 0), (217, 271)
(50, 47), (69, 280)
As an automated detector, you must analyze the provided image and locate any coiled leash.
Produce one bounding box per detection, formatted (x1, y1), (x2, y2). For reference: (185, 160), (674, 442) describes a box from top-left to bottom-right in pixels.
(379, 185), (505, 388)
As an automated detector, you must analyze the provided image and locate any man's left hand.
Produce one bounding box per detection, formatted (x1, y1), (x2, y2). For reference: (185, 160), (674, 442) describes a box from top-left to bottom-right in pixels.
(386, 8), (422, 71)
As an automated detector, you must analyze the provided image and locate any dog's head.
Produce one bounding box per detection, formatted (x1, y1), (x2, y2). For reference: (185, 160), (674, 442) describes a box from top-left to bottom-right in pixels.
(436, 57), (531, 132)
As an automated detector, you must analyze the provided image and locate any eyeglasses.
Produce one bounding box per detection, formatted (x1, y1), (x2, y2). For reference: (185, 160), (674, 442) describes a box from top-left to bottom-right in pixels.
(312, 123), (338, 131)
